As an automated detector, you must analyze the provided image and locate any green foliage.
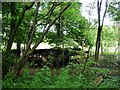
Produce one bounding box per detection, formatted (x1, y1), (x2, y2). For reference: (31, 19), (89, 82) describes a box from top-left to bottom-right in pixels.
(2, 51), (19, 76)
(89, 25), (118, 54)
(108, 0), (120, 21)
(2, 2), (28, 46)
(62, 2), (89, 47)
(2, 2), (91, 50)
(44, 2), (90, 48)
(2, 3), (11, 47)
(2, 62), (118, 88)
(101, 26), (118, 53)
(98, 77), (119, 88)
(2, 71), (15, 88)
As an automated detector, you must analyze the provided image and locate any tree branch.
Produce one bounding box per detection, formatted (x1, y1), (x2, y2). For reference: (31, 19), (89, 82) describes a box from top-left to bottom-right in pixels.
(31, 3), (71, 52)
(37, 2), (60, 22)
(101, 0), (108, 29)
(97, 0), (101, 28)
(23, 2), (40, 57)
(45, 2), (56, 17)
(25, 2), (35, 10)
(15, 2), (35, 31)
(99, 0), (103, 9)
(7, 2), (35, 51)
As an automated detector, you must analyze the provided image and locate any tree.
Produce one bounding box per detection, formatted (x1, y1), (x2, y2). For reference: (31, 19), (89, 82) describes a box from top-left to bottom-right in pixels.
(94, 0), (108, 62)
(15, 2), (71, 76)
(2, 2), (71, 77)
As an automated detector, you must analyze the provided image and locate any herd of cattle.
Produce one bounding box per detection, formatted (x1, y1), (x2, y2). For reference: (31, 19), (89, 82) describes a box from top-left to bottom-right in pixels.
(27, 48), (72, 68)
(12, 48), (83, 68)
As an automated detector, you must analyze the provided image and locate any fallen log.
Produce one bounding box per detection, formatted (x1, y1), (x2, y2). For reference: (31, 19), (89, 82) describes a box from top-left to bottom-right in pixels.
(93, 75), (104, 86)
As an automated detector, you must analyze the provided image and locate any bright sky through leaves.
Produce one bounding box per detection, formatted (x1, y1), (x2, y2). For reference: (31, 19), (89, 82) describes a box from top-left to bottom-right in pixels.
(80, 0), (114, 25)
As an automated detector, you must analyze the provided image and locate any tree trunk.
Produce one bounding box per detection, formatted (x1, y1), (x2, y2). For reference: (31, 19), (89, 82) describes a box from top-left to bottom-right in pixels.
(17, 41), (21, 57)
(95, 28), (102, 61)
(94, 0), (108, 62)
(7, 2), (16, 52)
(62, 41), (65, 66)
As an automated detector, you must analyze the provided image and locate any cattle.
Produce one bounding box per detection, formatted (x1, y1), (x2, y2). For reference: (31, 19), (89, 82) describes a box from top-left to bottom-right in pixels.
(28, 53), (47, 68)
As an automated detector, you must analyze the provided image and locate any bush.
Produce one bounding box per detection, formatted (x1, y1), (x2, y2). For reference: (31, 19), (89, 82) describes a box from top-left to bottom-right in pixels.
(2, 51), (19, 77)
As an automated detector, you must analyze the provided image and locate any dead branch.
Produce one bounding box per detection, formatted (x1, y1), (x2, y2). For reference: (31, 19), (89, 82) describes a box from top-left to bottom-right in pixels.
(93, 75), (103, 86)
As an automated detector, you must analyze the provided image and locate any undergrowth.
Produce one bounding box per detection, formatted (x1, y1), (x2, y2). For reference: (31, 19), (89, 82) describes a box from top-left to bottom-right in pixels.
(2, 61), (119, 88)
